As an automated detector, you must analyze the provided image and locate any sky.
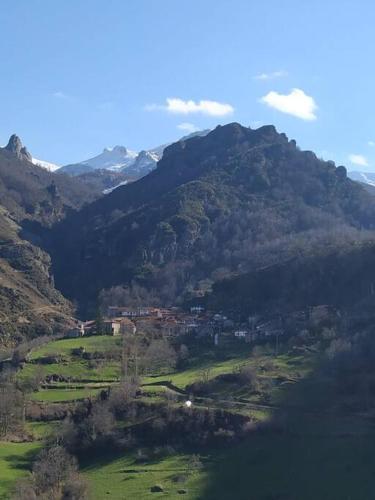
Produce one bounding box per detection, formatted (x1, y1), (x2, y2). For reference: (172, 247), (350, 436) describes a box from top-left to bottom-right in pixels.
(1, 0), (375, 170)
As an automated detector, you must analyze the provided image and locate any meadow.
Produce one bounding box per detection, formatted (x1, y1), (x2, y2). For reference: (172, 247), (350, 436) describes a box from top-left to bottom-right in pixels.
(4, 334), (373, 499)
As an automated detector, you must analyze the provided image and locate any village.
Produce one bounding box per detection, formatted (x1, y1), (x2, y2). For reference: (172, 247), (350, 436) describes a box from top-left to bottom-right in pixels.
(66, 303), (337, 346)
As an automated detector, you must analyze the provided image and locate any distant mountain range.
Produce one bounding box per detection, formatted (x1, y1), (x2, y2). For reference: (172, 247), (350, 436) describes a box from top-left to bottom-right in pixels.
(32, 157), (60, 172)
(348, 171), (375, 187)
(56, 130), (210, 178)
(59, 146), (138, 176)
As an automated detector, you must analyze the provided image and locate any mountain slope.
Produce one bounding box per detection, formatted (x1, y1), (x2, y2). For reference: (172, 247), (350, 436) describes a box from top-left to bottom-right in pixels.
(32, 157), (60, 172)
(48, 123), (375, 316)
(206, 238), (375, 317)
(59, 146), (137, 176)
(58, 130), (211, 181)
(348, 170), (375, 187)
(0, 137), (102, 344)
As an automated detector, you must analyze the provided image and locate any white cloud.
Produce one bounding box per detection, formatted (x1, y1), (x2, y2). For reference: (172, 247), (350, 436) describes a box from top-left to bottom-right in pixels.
(260, 88), (317, 121)
(146, 98), (234, 117)
(349, 154), (369, 167)
(177, 122), (199, 134)
(368, 141), (375, 147)
(52, 91), (71, 100)
(254, 70), (288, 80)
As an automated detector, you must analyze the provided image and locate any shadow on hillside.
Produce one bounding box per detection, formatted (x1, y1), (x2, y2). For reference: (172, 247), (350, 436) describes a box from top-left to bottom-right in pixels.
(4, 448), (39, 472)
(201, 358), (375, 500)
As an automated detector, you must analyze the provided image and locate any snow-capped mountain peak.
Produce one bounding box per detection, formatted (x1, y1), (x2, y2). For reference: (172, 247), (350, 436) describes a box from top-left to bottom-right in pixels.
(81, 145), (137, 171)
(58, 129), (211, 178)
(32, 157), (60, 172)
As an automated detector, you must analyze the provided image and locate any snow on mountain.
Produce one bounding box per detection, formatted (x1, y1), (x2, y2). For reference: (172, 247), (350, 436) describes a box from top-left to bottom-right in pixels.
(80, 145), (137, 171)
(32, 157), (60, 172)
(58, 146), (137, 175)
(103, 180), (129, 194)
(348, 171), (375, 187)
(59, 130), (211, 178)
(121, 150), (161, 177)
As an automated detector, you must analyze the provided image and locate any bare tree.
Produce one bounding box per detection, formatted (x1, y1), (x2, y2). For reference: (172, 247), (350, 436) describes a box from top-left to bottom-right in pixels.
(144, 339), (177, 374)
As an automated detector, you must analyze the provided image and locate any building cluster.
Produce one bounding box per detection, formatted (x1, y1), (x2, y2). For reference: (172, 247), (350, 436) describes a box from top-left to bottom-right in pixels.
(66, 316), (136, 339)
(65, 303), (337, 344)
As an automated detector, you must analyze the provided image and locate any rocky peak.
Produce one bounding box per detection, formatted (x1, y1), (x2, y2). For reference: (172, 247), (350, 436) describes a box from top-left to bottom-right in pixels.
(5, 134), (32, 161)
(103, 145), (128, 155)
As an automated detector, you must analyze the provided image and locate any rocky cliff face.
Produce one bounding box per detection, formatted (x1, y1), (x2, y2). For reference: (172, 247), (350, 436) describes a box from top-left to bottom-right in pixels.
(5, 134), (32, 162)
(0, 139), (102, 344)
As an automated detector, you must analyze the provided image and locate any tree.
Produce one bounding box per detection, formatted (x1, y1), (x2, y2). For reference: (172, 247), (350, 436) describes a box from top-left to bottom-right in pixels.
(13, 445), (88, 499)
(0, 382), (23, 437)
(144, 339), (177, 374)
(95, 308), (105, 335)
(32, 446), (77, 497)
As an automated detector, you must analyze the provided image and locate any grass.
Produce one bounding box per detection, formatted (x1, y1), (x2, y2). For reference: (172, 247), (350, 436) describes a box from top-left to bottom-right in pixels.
(82, 450), (208, 500)
(6, 336), (351, 499)
(0, 442), (40, 499)
(26, 421), (60, 440)
(31, 387), (103, 402)
(28, 335), (122, 360)
(20, 335), (122, 383)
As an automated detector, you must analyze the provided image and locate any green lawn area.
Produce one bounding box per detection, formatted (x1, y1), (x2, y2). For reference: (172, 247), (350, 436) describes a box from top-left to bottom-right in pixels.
(28, 335), (121, 360)
(31, 387), (103, 402)
(26, 421), (61, 440)
(0, 442), (40, 499)
(20, 358), (120, 383)
(143, 351), (314, 392)
(4, 334), (371, 500)
(82, 451), (208, 499)
(19, 335), (122, 384)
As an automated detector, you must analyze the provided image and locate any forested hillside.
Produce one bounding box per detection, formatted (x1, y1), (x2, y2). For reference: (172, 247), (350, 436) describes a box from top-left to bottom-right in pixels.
(48, 123), (375, 316)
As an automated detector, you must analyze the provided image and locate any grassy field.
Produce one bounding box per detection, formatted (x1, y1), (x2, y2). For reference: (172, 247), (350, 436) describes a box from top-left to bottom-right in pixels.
(82, 451), (208, 499)
(20, 335), (123, 385)
(0, 442), (40, 499)
(6, 334), (371, 499)
(28, 336), (122, 360)
(30, 386), (103, 402)
(80, 425), (375, 500)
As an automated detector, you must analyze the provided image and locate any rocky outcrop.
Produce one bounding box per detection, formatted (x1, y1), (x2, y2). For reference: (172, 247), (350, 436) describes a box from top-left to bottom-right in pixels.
(5, 134), (32, 162)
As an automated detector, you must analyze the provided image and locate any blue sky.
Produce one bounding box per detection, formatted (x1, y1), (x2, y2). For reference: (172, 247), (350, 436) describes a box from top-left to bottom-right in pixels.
(1, 0), (375, 169)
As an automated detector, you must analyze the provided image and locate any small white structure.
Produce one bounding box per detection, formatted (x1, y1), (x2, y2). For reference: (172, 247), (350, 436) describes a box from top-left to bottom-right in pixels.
(234, 330), (248, 338)
(190, 306), (205, 314)
(185, 400), (192, 408)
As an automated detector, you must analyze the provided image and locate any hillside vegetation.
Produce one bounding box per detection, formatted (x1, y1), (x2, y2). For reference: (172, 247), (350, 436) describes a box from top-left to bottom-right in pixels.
(48, 123), (375, 317)
(0, 143), (100, 344)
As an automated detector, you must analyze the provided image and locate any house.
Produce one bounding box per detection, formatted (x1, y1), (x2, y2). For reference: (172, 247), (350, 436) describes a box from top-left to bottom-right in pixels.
(66, 323), (85, 338)
(82, 320), (95, 336)
(103, 320), (121, 336)
(107, 306), (160, 319)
